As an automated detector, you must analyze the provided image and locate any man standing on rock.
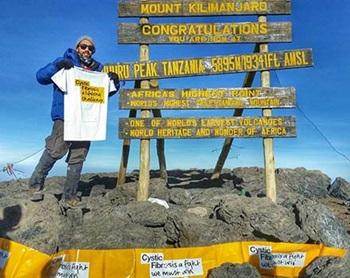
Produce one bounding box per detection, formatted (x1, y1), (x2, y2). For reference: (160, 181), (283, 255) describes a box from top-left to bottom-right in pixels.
(28, 35), (120, 208)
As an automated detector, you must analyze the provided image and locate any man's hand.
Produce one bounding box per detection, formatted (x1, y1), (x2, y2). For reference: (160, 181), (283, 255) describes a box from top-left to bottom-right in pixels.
(108, 72), (120, 86)
(56, 59), (74, 70)
(108, 72), (120, 96)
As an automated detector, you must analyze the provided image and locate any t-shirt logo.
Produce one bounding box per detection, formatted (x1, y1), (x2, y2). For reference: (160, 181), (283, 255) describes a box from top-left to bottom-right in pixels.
(75, 79), (105, 104)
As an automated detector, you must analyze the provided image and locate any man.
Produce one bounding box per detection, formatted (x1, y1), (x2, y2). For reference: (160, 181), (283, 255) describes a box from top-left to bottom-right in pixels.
(29, 36), (119, 208)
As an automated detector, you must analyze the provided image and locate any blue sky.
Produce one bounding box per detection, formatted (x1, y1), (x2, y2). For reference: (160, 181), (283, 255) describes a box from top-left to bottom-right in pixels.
(0, 0), (349, 182)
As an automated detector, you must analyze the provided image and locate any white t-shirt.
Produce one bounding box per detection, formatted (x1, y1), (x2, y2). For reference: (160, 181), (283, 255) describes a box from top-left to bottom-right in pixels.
(52, 67), (116, 141)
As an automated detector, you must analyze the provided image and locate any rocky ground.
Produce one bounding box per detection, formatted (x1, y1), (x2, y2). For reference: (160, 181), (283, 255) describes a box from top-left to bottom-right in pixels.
(1, 167), (350, 277)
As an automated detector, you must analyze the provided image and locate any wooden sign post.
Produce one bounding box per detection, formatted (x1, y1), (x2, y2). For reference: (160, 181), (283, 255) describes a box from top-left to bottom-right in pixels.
(117, 79), (167, 185)
(113, 0), (313, 203)
(117, 109), (136, 185)
(259, 15), (276, 202)
(137, 17), (151, 201)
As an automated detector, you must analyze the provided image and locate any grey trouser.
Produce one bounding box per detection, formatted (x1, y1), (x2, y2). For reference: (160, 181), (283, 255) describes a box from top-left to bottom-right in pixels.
(46, 120), (90, 164)
(29, 120), (90, 200)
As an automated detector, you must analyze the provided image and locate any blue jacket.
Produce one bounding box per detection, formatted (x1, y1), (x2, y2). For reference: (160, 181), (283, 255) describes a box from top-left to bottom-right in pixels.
(36, 48), (104, 121)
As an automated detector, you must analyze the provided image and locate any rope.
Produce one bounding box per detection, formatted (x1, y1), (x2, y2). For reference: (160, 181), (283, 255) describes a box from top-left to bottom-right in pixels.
(296, 104), (350, 164)
(12, 148), (44, 165)
(2, 147), (44, 179)
(272, 70), (350, 164)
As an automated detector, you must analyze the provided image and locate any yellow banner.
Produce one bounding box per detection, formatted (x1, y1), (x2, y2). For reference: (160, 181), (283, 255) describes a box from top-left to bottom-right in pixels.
(0, 238), (50, 278)
(0, 238), (346, 277)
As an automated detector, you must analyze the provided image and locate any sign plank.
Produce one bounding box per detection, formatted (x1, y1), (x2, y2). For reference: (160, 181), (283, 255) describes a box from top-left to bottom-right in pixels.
(118, 0), (291, 17)
(103, 49), (313, 81)
(119, 87), (296, 109)
(118, 22), (291, 44)
(119, 116), (296, 139)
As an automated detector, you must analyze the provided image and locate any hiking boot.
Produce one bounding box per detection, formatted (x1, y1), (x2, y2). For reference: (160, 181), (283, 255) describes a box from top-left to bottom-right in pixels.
(61, 197), (83, 209)
(29, 186), (44, 202)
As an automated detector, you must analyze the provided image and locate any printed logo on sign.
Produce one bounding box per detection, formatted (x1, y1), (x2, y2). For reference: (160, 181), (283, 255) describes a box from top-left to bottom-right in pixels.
(55, 261), (89, 278)
(0, 249), (10, 269)
(248, 245), (272, 256)
(141, 253), (164, 264)
(259, 252), (306, 269)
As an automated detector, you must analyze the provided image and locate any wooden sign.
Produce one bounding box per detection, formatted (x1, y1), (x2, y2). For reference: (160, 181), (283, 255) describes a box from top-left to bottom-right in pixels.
(103, 49), (313, 80)
(118, 22), (291, 44)
(118, 0), (291, 17)
(119, 87), (296, 109)
(119, 116), (296, 139)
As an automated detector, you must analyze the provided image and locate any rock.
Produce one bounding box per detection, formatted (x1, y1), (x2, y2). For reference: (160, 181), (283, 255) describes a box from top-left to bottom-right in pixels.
(215, 195), (308, 243)
(189, 188), (234, 207)
(169, 188), (192, 206)
(231, 167), (332, 198)
(277, 191), (306, 208)
(89, 184), (108, 197)
(105, 188), (134, 206)
(302, 256), (350, 278)
(207, 263), (261, 278)
(294, 198), (350, 249)
(204, 168), (232, 175)
(41, 176), (65, 195)
(148, 178), (169, 200)
(61, 205), (168, 250)
(0, 179), (30, 199)
(329, 177), (350, 200)
(187, 207), (209, 218)
(164, 210), (240, 247)
(231, 167), (264, 196)
(0, 193), (66, 254)
(125, 201), (168, 227)
(276, 167), (330, 198)
(0, 167), (349, 259)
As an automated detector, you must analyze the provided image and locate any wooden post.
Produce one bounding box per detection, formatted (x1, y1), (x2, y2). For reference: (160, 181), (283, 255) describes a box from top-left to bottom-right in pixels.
(117, 109), (137, 185)
(149, 80), (167, 181)
(117, 79), (141, 185)
(259, 15), (277, 203)
(117, 80), (167, 185)
(152, 109), (167, 180)
(211, 44), (258, 180)
(137, 17), (151, 201)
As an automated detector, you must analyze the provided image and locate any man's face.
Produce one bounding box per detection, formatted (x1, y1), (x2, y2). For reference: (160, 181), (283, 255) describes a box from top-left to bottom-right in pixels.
(76, 39), (95, 59)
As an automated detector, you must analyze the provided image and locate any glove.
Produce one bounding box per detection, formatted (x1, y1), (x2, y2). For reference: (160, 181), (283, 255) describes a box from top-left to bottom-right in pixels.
(56, 59), (74, 70)
(108, 72), (120, 88)
(108, 72), (120, 97)
(108, 72), (119, 83)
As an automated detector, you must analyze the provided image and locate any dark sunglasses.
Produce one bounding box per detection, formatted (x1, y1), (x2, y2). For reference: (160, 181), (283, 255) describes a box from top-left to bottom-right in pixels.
(79, 44), (95, 52)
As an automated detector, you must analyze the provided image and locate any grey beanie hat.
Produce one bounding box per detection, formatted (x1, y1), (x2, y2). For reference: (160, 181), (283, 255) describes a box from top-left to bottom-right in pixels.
(75, 35), (95, 49)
